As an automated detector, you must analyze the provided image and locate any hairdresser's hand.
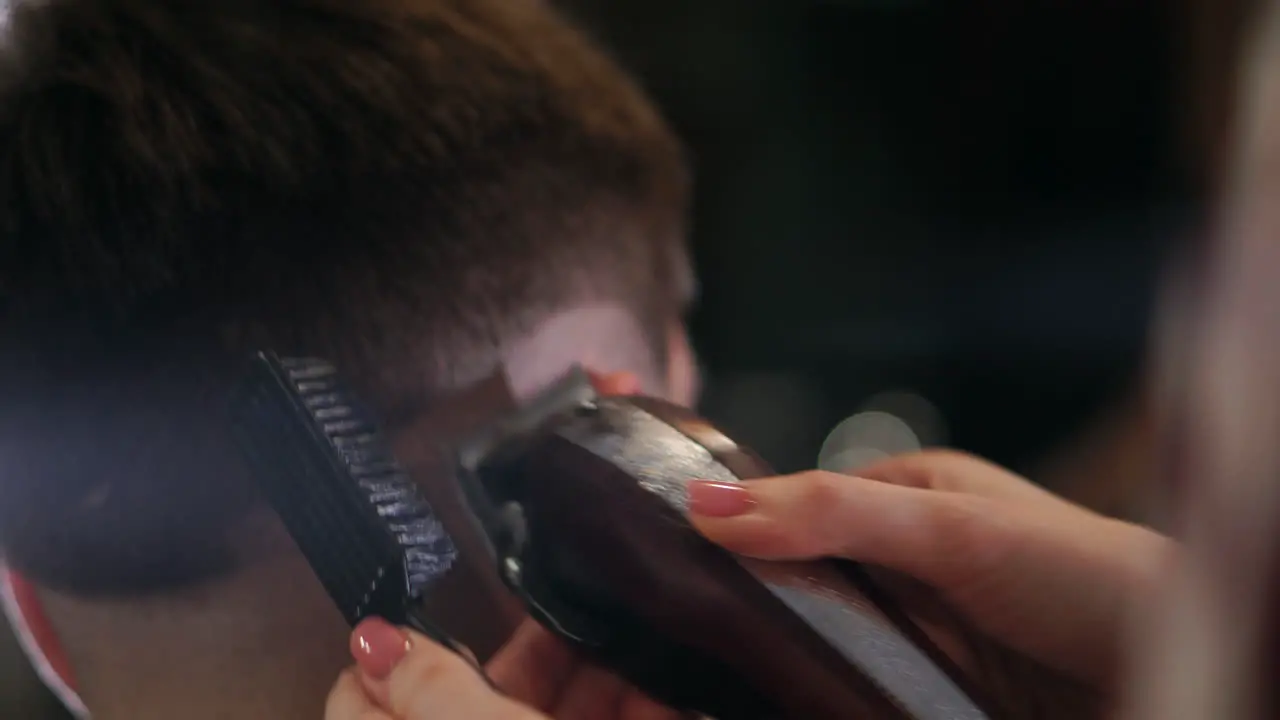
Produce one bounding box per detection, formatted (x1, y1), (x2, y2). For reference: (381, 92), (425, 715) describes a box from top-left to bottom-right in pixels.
(327, 618), (684, 720)
(688, 451), (1174, 717)
(326, 618), (545, 720)
(487, 619), (688, 719)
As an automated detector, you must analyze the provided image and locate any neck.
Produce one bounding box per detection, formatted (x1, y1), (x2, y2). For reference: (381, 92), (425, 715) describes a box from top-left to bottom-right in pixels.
(37, 512), (351, 720)
(81, 628), (347, 720)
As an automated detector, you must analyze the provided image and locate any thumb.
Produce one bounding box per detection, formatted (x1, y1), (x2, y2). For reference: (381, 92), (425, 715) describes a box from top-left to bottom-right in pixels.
(687, 471), (1009, 593)
(350, 618), (544, 719)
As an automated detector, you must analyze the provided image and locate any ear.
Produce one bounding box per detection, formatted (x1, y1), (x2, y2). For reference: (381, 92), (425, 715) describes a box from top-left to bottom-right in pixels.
(664, 321), (700, 407)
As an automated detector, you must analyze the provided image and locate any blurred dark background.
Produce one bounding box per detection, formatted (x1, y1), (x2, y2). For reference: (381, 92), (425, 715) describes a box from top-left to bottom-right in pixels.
(557, 0), (1245, 489)
(1, 0), (1261, 715)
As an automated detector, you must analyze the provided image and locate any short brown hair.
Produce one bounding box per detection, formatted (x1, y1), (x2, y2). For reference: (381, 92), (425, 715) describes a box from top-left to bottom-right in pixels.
(0, 0), (689, 596)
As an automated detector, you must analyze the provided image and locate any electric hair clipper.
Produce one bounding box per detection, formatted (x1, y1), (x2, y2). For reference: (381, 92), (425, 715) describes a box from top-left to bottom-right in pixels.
(233, 354), (998, 719)
(429, 366), (1000, 720)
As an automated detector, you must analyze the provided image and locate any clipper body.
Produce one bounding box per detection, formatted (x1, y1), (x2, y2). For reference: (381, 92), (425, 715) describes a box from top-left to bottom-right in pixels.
(452, 368), (998, 720)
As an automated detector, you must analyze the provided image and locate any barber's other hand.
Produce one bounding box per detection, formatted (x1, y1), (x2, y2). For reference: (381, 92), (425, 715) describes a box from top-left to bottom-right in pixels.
(326, 617), (683, 720)
(326, 618), (543, 720)
(688, 451), (1173, 715)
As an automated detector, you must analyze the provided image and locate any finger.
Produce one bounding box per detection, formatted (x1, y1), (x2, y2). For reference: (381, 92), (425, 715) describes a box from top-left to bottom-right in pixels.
(687, 471), (1013, 591)
(586, 370), (642, 396)
(852, 449), (1073, 510)
(486, 620), (578, 710)
(551, 664), (627, 720)
(326, 667), (391, 720)
(688, 472), (1174, 684)
(352, 619), (543, 719)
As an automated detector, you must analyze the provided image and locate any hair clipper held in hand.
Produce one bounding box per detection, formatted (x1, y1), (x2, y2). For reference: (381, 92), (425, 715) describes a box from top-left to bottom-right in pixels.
(232, 354), (998, 720)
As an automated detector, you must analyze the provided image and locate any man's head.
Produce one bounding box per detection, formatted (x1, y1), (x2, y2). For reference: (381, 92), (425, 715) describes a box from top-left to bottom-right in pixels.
(0, 0), (694, 714)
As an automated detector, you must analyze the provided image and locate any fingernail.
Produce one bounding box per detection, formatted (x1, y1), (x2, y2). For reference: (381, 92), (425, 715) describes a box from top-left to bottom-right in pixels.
(351, 618), (413, 680)
(687, 480), (757, 517)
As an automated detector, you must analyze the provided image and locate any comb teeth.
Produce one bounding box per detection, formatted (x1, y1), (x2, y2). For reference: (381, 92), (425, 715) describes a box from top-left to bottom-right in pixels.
(233, 354), (456, 626)
(280, 358), (458, 594)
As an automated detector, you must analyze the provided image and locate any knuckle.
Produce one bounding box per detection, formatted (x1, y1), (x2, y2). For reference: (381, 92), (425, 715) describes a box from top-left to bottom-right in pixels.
(910, 457), (958, 492)
(787, 471), (856, 555)
(915, 449), (1005, 481)
(795, 470), (847, 510)
(916, 494), (993, 576)
(923, 491), (983, 532)
(861, 448), (986, 492)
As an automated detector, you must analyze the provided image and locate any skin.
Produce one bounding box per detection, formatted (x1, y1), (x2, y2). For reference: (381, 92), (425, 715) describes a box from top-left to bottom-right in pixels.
(23, 322), (700, 720)
(326, 443), (1175, 719)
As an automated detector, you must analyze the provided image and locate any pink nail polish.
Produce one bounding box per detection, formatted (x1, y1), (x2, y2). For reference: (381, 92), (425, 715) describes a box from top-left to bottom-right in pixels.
(687, 480), (757, 518)
(351, 618), (412, 680)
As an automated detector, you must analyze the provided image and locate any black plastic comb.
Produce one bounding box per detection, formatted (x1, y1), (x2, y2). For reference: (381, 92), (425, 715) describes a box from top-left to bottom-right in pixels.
(228, 351), (457, 635)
